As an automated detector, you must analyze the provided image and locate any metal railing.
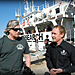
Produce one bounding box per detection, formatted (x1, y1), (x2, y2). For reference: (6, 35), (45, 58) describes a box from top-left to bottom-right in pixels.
(65, 29), (74, 44)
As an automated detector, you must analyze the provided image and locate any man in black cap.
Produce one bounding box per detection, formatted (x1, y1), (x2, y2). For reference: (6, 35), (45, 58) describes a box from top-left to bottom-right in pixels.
(0, 19), (31, 75)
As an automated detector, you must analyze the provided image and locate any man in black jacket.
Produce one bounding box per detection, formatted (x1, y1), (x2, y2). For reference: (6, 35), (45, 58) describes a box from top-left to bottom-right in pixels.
(46, 25), (75, 75)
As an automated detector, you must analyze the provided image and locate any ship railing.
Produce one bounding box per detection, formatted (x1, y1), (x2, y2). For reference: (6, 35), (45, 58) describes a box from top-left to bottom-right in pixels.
(65, 29), (74, 44)
(32, 1), (70, 13)
(27, 0), (56, 13)
(64, 1), (71, 12)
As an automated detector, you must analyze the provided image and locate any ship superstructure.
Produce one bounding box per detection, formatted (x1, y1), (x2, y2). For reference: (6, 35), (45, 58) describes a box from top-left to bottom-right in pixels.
(15, 0), (75, 51)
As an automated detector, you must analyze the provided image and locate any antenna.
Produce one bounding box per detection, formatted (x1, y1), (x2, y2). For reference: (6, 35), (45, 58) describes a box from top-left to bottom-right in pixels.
(15, 8), (21, 21)
(32, 0), (34, 12)
(45, 0), (46, 8)
(30, 2), (31, 8)
(15, 0), (21, 21)
(20, 0), (21, 16)
(53, 0), (54, 5)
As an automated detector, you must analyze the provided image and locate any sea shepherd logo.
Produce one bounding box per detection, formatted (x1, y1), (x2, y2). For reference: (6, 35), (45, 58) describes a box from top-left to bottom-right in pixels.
(16, 44), (24, 50)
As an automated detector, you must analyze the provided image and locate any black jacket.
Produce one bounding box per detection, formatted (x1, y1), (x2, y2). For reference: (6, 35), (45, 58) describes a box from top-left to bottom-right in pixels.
(46, 40), (75, 75)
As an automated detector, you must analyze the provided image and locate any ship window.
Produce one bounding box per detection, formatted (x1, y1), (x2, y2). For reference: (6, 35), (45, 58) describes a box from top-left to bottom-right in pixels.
(26, 18), (27, 20)
(55, 8), (60, 14)
(28, 17), (29, 20)
(31, 16), (32, 18)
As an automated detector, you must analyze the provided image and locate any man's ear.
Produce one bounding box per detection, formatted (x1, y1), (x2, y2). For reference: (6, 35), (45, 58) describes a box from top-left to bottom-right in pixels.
(61, 33), (64, 38)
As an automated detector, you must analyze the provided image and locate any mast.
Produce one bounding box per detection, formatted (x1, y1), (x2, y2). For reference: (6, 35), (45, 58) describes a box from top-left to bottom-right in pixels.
(32, 0), (34, 12)
(55, 0), (62, 4)
(53, 0), (54, 5)
(26, 0), (29, 14)
(15, 8), (21, 21)
(15, 0), (21, 22)
(45, 0), (46, 8)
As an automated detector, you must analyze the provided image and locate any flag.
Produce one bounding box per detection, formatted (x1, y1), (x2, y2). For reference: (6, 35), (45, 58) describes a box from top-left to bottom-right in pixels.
(27, 20), (29, 25)
(45, 40), (47, 43)
(22, 21), (25, 26)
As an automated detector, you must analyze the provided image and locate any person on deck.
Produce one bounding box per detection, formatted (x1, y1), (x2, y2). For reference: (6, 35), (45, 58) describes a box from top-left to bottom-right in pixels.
(44, 35), (49, 50)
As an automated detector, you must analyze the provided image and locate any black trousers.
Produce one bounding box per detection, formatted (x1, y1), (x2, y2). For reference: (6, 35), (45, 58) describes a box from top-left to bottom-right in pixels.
(44, 72), (71, 75)
(57, 73), (71, 75)
(0, 71), (22, 75)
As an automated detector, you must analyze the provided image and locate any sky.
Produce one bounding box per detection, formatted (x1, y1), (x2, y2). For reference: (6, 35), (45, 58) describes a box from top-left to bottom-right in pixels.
(0, 0), (23, 37)
(0, 0), (52, 37)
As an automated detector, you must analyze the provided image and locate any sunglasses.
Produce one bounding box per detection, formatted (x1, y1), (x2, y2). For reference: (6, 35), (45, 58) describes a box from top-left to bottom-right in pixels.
(11, 28), (22, 31)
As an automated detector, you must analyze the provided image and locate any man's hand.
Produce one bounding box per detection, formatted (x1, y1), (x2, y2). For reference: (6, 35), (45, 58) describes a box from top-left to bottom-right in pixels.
(52, 68), (63, 74)
(50, 68), (57, 75)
